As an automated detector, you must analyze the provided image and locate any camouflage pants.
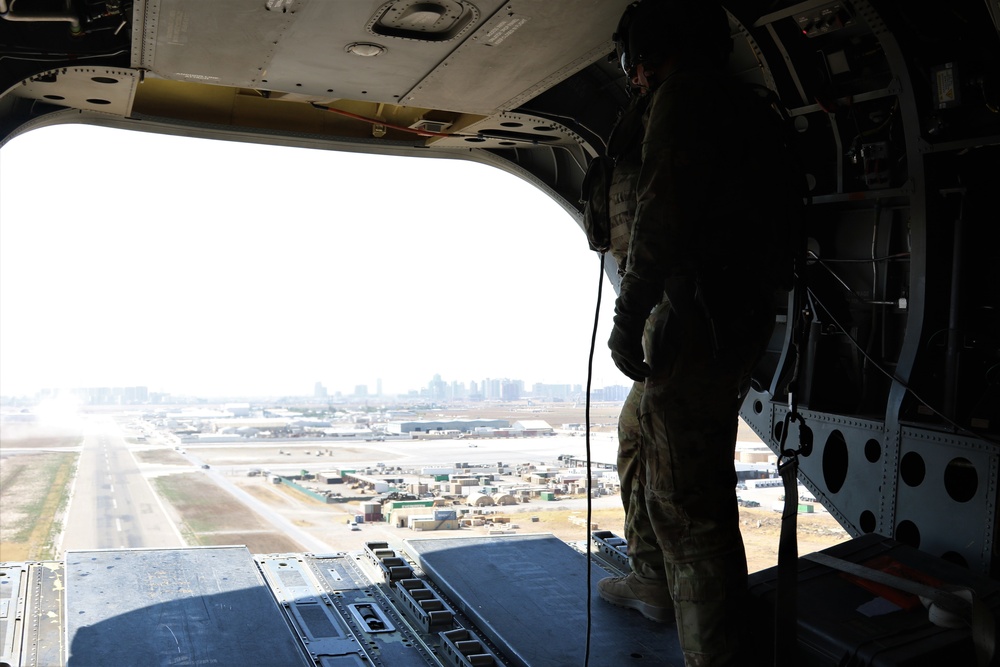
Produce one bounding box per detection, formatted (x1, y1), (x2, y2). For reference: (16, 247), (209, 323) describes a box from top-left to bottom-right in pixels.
(617, 380), (664, 580)
(618, 295), (774, 666)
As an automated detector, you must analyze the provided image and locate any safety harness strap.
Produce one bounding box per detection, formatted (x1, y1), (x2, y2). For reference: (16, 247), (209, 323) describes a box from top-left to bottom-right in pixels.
(772, 284), (812, 666)
(773, 452), (799, 666)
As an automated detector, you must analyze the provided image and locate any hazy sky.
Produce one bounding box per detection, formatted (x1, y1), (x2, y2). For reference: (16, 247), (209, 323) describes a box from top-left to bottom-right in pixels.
(0, 124), (626, 398)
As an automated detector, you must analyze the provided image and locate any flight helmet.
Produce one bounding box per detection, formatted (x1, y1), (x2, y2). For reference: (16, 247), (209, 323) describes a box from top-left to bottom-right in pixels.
(614, 1), (733, 77)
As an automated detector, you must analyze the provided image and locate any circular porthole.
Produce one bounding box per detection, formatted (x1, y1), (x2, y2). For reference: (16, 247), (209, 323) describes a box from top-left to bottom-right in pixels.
(864, 439), (881, 463)
(944, 457), (977, 503)
(895, 520), (921, 548)
(822, 430), (848, 494)
(900, 452), (926, 487)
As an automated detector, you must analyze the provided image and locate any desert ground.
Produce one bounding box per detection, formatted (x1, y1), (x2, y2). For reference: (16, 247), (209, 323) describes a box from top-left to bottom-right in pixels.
(1, 408), (847, 576)
(0, 425), (81, 560)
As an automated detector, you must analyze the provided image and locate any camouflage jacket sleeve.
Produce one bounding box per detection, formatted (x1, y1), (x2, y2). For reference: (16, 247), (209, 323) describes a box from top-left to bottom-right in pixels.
(618, 70), (733, 321)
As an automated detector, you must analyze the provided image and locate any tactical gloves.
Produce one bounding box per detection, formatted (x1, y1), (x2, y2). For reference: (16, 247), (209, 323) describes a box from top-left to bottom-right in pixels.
(609, 272), (665, 382)
(609, 312), (650, 382)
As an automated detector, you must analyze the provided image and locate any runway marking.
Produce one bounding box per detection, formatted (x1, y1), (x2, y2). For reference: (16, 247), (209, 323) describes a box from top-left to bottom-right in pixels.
(109, 484), (114, 493)
(115, 518), (123, 532)
(112, 499), (118, 509)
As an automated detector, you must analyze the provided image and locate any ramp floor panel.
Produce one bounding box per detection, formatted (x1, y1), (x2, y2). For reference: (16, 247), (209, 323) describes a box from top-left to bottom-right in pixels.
(64, 546), (311, 666)
(405, 534), (683, 667)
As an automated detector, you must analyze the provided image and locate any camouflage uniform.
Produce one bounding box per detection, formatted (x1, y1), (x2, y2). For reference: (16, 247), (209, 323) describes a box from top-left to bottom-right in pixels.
(605, 95), (669, 584)
(611, 65), (784, 665)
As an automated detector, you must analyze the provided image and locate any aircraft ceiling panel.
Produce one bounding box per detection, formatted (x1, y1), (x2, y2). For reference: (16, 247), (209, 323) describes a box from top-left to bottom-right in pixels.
(136, 0), (299, 88)
(404, 0), (630, 114)
(135, 0), (622, 115)
(256, 0), (502, 107)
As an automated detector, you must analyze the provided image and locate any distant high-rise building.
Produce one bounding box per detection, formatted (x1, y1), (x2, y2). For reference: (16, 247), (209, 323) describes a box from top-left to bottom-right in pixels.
(428, 374), (446, 401)
(532, 383), (574, 401)
(314, 382), (328, 398)
(501, 379), (520, 401)
(376, 378), (383, 396)
(481, 378), (501, 399)
(66, 386), (149, 405)
(355, 385), (368, 397)
(591, 385), (629, 401)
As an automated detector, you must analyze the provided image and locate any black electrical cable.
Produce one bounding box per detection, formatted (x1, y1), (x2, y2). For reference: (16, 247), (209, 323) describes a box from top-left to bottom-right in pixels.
(0, 48), (128, 62)
(806, 286), (999, 445)
(583, 252), (605, 667)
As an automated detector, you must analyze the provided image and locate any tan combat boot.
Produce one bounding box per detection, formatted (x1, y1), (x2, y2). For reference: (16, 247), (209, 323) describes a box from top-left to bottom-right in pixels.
(597, 572), (674, 623)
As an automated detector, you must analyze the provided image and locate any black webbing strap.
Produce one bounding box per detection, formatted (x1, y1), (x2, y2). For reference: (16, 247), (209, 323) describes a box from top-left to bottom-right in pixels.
(772, 283), (812, 666)
(773, 409), (812, 667)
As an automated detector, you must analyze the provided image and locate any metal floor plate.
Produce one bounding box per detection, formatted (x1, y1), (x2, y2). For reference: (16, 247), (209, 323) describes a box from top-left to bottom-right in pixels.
(64, 546), (311, 666)
(405, 534), (683, 667)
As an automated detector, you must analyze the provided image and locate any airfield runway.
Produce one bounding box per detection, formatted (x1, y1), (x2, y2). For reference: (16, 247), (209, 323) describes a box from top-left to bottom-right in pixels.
(60, 416), (184, 552)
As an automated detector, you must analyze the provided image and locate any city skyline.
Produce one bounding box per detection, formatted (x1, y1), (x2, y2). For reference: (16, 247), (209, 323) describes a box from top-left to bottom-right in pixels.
(3, 371), (629, 405)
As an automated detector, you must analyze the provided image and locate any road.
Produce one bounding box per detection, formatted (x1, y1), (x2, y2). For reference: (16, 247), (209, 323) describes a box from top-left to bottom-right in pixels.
(60, 416), (184, 552)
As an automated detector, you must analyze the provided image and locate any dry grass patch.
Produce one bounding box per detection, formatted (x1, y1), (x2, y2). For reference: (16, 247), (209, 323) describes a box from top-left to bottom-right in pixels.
(275, 483), (330, 505)
(133, 448), (191, 466)
(152, 473), (304, 554)
(195, 531), (303, 554)
(0, 451), (78, 561)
